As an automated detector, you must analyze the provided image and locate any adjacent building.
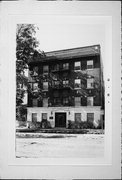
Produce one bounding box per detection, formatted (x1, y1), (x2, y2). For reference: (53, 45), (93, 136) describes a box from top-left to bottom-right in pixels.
(27, 45), (104, 128)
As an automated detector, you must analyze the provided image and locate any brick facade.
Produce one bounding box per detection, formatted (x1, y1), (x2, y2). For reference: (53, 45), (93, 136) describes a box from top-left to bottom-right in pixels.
(27, 45), (104, 128)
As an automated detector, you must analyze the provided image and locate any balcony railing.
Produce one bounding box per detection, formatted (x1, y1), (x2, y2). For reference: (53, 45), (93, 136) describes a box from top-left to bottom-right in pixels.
(51, 66), (70, 72)
(51, 83), (73, 89)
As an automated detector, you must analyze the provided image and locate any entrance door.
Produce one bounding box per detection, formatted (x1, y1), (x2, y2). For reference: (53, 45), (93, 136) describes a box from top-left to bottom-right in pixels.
(55, 112), (66, 128)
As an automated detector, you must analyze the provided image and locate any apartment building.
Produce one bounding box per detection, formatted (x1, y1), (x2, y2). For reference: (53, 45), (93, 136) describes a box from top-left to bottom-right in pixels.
(27, 45), (104, 128)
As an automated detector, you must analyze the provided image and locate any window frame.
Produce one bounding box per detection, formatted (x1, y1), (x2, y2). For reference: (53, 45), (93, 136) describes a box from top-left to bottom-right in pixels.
(42, 113), (48, 121)
(75, 113), (82, 122)
(74, 79), (81, 89)
(43, 65), (49, 74)
(63, 97), (69, 105)
(87, 96), (94, 106)
(43, 81), (48, 91)
(63, 80), (69, 87)
(87, 113), (94, 123)
(32, 82), (38, 92)
(74, 96), (81, 106)
(87, 60), (94, 69)
(33, 66), (38, 76)
(54, 97), (61, 105)
(32, 98), (38, 107)
(74, 61), (81, 71)
(87, 78), (94, 89)
(43, 98), (48, 107)
(63, 63), (69, 70)
(52, 64), (59, 71)
(32, 113), (37, 122)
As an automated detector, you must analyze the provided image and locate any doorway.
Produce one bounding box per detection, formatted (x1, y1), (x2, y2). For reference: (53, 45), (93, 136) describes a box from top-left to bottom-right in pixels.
(55, 112), (66, 128)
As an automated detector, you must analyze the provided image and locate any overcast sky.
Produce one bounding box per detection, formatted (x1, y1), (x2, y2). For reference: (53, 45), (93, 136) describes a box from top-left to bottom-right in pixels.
(36, 23), (105, 54)
(34, 16), (107, 72)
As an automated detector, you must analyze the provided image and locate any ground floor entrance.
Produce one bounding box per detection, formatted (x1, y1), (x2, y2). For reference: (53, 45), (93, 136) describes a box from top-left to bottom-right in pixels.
(55, 112), (66, 128)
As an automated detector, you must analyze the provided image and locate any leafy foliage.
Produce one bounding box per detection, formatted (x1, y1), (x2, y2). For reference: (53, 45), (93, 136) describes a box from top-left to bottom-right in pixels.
(16, 24), (39, 105)
(67, 120), (95, 129)
(16, 24), (39, 120)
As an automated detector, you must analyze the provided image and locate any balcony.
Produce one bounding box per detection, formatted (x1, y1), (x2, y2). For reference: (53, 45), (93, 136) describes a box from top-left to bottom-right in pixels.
(51, 63), (70, 73)
(52, 84), (61, 89)
(51, 83), (72, 90)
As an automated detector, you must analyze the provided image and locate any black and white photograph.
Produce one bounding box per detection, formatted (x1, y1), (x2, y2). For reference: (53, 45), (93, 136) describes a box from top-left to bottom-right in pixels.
(16, 19), (105, 159)
(0, 1), (121, 179)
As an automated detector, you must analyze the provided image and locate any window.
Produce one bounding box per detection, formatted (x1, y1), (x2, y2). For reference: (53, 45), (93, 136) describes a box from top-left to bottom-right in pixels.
(87, 78), (94, 88)
(87, 97), (93, 106)
(43, 65), (49, 74)
(17, 83), (23, 89)
(62, 90), (69, 97)
(53, 90), (59, 97)
(33, 67), (38, 76)
(42, 113), (47, 121)
(63, 72), (68, 78)
(87, 113), (94, 123)
(32, 99), (38, 107)
(75, 113), (81, 122)
(75, 97), (81, 106)
(87, 60), (93, 69)
(74, 79), (81, 89)
(63, 80), (69, 87)
(43, 82), (48, 91)
(54, 98), (61, 105)
(52, 81), (60, 88)
(43, 98), (48, 107)
(74, 61), (81, 70)
(63, 97), (69, 105)
(32, 113), (37, 122)
(52, 64), (59, 71)
(33, 83), (38, 92)
(63, 63), (69, 70)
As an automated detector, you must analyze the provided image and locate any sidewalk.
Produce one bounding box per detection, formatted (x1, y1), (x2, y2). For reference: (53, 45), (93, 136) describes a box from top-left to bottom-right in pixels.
(16, 128), (104, 135)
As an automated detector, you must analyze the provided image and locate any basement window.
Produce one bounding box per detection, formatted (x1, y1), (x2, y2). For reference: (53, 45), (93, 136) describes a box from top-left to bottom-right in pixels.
(87, 113), (94, 123)
(32, 113), (37, 122)
(75, 113), (81, 122)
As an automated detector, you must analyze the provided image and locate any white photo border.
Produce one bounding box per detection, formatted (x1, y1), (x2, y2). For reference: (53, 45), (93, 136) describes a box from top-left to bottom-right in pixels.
(0, 1), (121, 179)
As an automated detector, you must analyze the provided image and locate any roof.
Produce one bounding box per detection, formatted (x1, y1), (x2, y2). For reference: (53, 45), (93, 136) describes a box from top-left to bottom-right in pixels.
(31, 44), (100, 63)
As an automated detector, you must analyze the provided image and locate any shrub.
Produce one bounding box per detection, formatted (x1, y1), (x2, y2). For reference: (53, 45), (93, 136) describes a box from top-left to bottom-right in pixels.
(67, 120), (95, 129)
(97, 119), (104, 129)
(40, 119), (52, 129)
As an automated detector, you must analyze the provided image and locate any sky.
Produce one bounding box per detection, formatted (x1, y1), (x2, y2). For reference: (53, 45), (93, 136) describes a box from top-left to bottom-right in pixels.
(36, 23), (105, 54)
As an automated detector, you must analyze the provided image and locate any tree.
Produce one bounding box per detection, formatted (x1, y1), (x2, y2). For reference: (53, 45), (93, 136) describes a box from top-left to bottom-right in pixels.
(16, 24), (39, 120)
